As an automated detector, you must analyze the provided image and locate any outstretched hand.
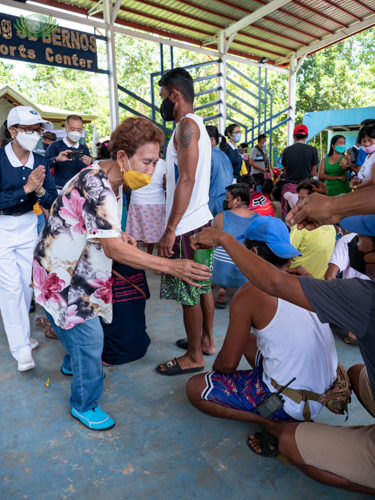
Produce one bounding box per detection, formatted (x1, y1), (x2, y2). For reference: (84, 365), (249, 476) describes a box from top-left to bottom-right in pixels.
(190, 227), (225, 250)
(285, 193), (341, 230)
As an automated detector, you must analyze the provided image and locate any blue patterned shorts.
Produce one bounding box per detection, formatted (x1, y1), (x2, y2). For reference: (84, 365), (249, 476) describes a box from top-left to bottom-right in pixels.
(201, 357), (295, 422)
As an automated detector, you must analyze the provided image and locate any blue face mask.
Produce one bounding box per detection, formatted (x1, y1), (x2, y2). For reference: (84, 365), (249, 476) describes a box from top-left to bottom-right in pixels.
(335, 145), (346, 154)
(232, 133), (241, 143)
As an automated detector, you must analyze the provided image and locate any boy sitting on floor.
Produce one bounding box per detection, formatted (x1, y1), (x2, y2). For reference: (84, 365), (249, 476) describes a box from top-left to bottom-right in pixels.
(187, 216), (338, 424)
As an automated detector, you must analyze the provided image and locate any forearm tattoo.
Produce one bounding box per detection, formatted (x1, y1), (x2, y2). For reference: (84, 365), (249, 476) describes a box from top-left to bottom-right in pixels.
(180, 119), (194, 150)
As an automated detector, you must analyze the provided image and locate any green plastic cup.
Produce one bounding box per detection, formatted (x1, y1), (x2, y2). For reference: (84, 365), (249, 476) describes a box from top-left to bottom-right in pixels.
(194, 248), (214, 285)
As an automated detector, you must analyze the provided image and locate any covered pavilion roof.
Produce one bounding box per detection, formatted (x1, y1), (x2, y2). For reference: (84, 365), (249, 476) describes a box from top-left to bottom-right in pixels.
(27, 0), (375, 67)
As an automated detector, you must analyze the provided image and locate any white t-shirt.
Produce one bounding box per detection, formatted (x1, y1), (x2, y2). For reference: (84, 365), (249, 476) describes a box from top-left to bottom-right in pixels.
(329, 232), (370, 280)
(252, 298), (337, 421)
(165, 113), (213, 236)
(358, 152), (375, 181)
(130, 159), (166, 205)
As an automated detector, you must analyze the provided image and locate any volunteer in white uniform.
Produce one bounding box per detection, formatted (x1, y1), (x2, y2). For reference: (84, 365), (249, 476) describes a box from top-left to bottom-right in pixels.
(0, 106), (57, 371)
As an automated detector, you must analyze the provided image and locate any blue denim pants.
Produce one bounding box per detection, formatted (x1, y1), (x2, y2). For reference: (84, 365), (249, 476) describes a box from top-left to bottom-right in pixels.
(45, 311), (104, 412)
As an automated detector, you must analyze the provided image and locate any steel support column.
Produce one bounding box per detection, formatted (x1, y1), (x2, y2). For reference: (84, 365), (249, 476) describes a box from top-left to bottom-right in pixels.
(287, 53), (296, 146)
(218, 32), (227, 135)
(103, 0), (119, 130)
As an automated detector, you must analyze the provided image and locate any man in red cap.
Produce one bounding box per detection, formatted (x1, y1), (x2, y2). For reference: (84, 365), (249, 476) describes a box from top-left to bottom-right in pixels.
(281, 124), (319, 217)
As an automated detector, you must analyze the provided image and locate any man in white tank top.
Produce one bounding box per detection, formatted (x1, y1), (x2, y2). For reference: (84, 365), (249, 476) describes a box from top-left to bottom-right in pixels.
(156, 68), (214, 376)
(187, 217), (337, 424)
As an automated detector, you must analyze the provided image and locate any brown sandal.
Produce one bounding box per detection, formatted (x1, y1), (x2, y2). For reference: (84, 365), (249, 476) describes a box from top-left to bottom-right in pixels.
(44, 326), (59, 340)
(35, 317), (51, 328)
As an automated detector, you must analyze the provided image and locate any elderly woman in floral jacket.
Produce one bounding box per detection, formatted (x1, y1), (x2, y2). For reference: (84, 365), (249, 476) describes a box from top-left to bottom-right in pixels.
(33, 117), (210, 432)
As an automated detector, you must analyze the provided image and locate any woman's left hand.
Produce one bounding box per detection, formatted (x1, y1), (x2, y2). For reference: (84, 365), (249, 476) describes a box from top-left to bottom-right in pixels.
(121, 232), (137, 247)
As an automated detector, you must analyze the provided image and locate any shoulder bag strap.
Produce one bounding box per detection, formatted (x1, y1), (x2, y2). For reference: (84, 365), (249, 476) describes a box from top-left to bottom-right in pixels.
(112, 269), (147, 300)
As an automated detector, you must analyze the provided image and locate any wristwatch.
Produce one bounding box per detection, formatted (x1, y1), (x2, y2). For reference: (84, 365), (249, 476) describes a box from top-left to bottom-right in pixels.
(36, 187), (46, 198)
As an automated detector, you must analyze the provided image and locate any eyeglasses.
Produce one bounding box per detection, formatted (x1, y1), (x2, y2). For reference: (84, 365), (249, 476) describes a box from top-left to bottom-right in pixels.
(15, 126), (44, 135)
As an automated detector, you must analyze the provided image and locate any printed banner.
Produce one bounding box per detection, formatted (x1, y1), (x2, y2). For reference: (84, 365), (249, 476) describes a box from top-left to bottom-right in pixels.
(0, 13), (103, 73)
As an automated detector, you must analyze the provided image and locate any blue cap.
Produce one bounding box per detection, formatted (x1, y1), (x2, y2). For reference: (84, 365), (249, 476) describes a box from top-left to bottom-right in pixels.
(340, 214), (375, 237)
(243, 216), (302, 258)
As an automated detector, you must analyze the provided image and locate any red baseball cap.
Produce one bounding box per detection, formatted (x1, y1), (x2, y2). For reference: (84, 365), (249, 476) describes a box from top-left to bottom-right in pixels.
(294, 124), (308, 135)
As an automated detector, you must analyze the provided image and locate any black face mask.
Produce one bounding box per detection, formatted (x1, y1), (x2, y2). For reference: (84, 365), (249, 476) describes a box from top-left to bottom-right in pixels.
(223, 200), (230, 211)
(42, 142), (49, 151)
(160, 92), (176, 122)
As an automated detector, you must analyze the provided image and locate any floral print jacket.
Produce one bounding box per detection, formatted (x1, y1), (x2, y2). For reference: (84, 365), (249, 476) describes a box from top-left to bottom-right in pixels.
(33, 165), (122, 330)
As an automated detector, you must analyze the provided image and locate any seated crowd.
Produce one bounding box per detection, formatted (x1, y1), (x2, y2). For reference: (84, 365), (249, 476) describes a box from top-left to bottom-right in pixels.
(1, 67), (375, 496)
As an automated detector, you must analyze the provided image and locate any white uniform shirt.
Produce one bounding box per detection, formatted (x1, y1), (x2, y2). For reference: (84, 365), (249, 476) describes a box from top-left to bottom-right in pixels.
(165, 113), (212, 236)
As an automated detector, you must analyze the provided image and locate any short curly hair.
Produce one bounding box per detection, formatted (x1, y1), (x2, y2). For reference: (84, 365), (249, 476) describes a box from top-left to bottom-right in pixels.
(108, 117), (164, 159)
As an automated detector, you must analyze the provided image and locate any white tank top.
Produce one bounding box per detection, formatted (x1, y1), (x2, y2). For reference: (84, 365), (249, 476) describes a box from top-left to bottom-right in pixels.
(165, 113), (213, 236)
(253, 298), (337, 421)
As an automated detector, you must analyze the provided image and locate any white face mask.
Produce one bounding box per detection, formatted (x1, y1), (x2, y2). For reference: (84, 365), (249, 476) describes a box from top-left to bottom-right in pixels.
(67, 131), (81, 143)
(15, 130), (41, 152)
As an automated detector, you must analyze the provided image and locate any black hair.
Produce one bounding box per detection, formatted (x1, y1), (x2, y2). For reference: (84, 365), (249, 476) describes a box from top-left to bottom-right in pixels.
(361, 119), (375, 126)
(237, 174), (255, 189)
(257, 134), (267, 142)
(66, 115), (83, 126)
(275, 179), (285, 189)
(294, 133), (308, 141)
(271, 187), (282, 202)
(219, 123), (239, 151)
(158, 67), (194, 104)
(206, 125), (219, 146)
(245, 240), (290, 267)
(225, 183), (251, 205)
(358, 123), (375, 143)
(96, 141), (110, 160)
(327, 134), (345, 157)
(240, 142), (248, 149)
(262, 178), (274, 195)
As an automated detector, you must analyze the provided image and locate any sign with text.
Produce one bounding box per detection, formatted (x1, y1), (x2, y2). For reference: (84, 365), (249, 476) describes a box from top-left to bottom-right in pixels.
(0, 13), (103, 73)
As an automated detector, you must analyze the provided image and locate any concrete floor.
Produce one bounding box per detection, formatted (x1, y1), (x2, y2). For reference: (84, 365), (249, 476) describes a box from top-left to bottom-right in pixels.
(1, 272), (373, 500)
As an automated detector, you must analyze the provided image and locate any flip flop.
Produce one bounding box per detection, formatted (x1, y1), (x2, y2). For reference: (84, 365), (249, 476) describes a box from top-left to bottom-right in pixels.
(35, 316), (51, 328)
(215, 300), (227, 309)
(156, 358), (204, 376)
(344, 336), (358, 345)
(247, 428), (280, 459)
(176, 338), (213, 356)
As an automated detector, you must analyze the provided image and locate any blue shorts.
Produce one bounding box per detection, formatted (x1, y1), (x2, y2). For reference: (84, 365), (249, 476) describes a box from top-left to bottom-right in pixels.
(201, 357), (295, 422)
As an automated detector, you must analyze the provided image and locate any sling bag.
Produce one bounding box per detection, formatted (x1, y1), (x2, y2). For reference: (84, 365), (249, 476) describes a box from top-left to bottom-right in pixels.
(271, 364), (352, 422)
(255, 145), (270, 177)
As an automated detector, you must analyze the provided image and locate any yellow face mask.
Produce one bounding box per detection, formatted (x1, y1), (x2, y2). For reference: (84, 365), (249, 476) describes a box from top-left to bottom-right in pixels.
(122, 155), (152, 190)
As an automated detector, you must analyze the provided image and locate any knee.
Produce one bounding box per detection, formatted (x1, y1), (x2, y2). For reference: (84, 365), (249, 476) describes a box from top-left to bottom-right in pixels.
(348, 364), (365, 393)
(186, 374), (206, 406)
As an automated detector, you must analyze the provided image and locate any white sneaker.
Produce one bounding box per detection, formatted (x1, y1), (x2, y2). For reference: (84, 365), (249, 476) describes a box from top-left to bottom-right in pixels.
(18, 355), (36, 372)
(30, 338), (39, 350)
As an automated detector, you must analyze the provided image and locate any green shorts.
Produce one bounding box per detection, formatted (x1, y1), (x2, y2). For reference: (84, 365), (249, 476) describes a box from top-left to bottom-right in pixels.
(160, 223), (212, 306)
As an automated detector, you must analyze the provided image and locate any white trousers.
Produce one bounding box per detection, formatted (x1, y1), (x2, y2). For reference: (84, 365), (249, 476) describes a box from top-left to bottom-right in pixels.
(0, 212), (38, 360)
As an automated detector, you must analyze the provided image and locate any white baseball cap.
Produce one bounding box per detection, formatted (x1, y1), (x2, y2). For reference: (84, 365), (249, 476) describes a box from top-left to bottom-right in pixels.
(7, 106), (54, 130)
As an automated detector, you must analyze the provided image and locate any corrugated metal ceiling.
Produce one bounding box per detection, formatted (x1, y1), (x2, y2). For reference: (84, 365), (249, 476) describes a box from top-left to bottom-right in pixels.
(29, 0), (375, 66)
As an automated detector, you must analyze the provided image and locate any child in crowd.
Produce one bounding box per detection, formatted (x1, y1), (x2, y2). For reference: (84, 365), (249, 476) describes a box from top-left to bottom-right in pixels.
(289, 180), (336, 279)
(237, 174), (274, 216)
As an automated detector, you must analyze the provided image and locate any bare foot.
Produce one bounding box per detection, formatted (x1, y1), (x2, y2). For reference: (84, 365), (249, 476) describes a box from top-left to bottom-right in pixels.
(158, 353), (204, 372)
(216, 287), (227, 304)
(201, 338), (216, 355)
(248, 434), (275, 454)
